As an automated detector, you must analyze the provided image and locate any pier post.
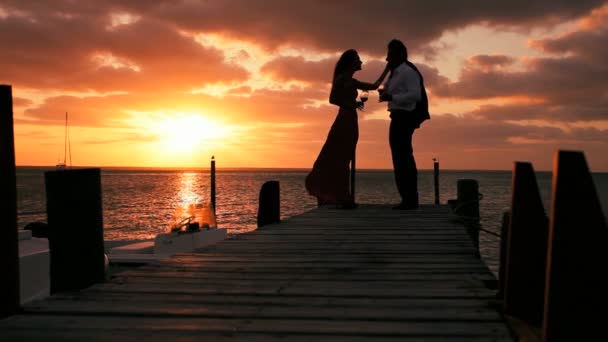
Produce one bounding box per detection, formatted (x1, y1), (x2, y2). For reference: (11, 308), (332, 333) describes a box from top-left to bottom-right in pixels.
(454, 179), (480, 254)
(210, 156), (216, 214)
(496, 211), (509, 299)
(433, 158), (440, 205)
(349, 155), (356, 202)
(45, 168), (105, 293)
(543, 151), (608, 341)
(0, 85), (20, 318)
(456, 179), (480, 220)
(503, 162), (548, 327)
(257, 181), (280, 228)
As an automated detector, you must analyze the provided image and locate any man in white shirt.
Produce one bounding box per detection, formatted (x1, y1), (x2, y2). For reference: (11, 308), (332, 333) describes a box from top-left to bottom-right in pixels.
(379, 39), (430, 210)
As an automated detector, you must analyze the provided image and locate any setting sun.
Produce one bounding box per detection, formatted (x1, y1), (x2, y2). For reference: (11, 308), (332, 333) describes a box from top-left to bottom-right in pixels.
(152, 112), (232, 155)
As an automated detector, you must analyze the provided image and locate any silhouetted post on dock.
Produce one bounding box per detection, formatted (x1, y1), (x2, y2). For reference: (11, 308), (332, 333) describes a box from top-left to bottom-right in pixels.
(0, 84), (20, 318)
(456, 179), (480, 220)
(257, 181), (280, 228)
(454, 179), (481, 254)
(45, 168), (105, 293)
(433, 158), (440, 205)
(210, 156), (216, 214)
(503, 162), (548, 327)
(497, 211), (510, 299)
(349, 156), (356, 202)
(543, 151), (608, 341)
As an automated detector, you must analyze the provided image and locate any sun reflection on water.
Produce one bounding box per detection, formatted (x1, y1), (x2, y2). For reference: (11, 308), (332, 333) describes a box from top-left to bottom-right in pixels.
(177, 172), (202, 207)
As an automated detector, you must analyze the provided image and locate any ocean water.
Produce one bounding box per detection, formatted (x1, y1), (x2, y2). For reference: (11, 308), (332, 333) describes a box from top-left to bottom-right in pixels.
(16, 167), (608, 274)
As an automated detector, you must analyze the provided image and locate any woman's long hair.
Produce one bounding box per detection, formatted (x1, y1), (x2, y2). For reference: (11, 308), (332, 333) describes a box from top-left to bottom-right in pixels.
(333, 49), (358, 80)
(329, 49), (358, 107)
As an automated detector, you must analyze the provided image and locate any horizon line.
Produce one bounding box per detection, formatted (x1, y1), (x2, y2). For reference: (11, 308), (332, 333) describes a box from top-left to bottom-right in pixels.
(15, 165), (563, 173)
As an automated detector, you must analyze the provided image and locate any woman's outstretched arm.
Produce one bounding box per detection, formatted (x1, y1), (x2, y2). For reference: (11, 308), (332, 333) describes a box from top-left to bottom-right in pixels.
(354, 64), (390, 90)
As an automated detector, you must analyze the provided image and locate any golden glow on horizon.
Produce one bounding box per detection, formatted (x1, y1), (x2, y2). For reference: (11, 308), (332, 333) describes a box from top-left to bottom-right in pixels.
(150, 112), (233, 156)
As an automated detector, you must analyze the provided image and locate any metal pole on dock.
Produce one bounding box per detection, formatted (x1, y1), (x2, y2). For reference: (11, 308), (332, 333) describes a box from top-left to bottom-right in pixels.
(350, 155), (356, 202)
(0, 85), (20, 318)
(210, 156), (216, 214)
(433, 158), (440, 205)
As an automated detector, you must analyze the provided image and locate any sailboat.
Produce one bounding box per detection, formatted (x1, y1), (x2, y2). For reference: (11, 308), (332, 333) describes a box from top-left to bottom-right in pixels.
(56, 112), (71, 169)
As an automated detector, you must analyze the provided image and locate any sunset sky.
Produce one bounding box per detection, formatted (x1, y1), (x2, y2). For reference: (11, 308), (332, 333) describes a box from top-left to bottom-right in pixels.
(2, 0), (607, 171)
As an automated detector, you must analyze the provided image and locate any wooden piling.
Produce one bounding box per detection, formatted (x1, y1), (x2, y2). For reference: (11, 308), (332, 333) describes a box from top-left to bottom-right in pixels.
(455, 179), (480, 254)
(543, 151), (608, 341)
(496, 211), (509, 299)
(503, 162), (548, 327)
(257, 181), (280, 228)
(0, 84), (20, 318)
(45, 168), (105, 293)
(456, 179), (480, 220)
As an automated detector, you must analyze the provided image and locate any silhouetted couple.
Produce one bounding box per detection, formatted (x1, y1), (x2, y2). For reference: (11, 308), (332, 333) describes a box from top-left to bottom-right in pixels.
(305, 39), (429, 210)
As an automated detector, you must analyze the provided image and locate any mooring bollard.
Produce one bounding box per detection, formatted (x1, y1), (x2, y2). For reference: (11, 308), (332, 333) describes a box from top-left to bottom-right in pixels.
(0, 84), (20, 318)
(257, 181), (280, 228)
(456, 179), (480, 220)
(45, 168), (105, 293)
(449, 179), (481, 256)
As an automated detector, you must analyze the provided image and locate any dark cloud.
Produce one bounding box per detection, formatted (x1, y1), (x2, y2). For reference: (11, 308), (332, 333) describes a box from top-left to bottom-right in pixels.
(0, 13), (248, 92)
(467, 55), (516, 69)
(430, 8), (608, 123)
(131, 0), (604, 54)
(2, 0), (608, 169)
(359, 113), (607, 170)
(22, 95), (134, 126)
(260, 55), (388, 86)
(3, 0), (603, 56)
(434, 55), (608, 112)
(261, 56), (335, 83)
(12, 97), (33, 107)
(469, 101), (608, 123)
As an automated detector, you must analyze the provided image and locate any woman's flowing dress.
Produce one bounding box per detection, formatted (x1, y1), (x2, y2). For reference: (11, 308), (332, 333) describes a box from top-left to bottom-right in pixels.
(305, 77), (358, 204)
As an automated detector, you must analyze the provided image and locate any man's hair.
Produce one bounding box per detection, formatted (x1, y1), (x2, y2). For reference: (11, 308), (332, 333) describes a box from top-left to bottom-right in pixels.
(388, 39), (408, 61)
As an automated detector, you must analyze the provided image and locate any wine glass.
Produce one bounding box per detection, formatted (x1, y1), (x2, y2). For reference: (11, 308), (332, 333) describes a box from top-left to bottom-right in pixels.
(359, 91), (369, 110)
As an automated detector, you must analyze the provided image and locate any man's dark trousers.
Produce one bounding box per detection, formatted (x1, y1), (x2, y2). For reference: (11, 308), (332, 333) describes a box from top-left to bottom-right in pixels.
(389, 111), (419, 207)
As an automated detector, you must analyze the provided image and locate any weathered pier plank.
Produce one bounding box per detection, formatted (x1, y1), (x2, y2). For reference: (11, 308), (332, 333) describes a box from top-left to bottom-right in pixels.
(0, 204), (513, 341)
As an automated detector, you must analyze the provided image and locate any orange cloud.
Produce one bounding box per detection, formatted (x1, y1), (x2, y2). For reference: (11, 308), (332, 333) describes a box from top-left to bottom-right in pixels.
(3, 0), (608, 170)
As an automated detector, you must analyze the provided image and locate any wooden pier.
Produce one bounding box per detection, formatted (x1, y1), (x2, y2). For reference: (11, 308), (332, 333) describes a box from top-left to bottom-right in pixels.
(0, 204), (513, 341)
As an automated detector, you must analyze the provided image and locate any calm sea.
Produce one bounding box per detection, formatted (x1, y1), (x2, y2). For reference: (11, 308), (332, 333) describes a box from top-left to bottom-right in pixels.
(16, 167), (608, 274)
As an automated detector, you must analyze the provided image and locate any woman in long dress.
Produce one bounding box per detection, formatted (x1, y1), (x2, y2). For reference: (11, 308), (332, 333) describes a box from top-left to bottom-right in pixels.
(305, 49), (389, 208)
